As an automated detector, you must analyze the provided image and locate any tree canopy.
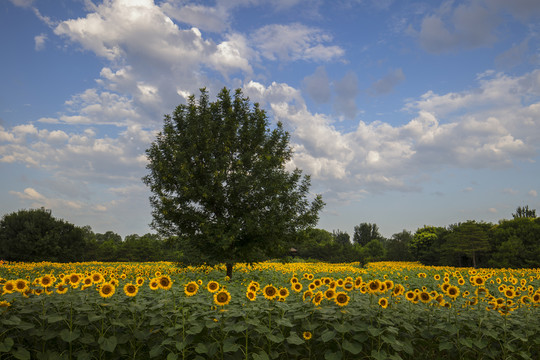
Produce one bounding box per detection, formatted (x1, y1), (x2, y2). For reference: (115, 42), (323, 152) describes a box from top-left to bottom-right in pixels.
(142, 88), (324, 277)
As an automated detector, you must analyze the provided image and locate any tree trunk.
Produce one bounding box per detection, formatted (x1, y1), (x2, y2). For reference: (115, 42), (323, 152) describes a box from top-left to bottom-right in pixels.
(226, 263), (233, 279)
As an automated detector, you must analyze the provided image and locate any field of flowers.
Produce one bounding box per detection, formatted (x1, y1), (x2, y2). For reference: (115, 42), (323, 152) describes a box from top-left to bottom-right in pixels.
(1, 260), (539, 360)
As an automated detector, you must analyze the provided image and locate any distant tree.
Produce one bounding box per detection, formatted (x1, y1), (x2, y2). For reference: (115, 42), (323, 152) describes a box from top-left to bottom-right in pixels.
(385, 230), (413, 261)
(333, 229), (351, 247)
(353, 222), (381, 246)
(444, 221), (491, 267)
(489, 217), (540, 268)
(143, 88), (324, 277)
(95, 231), (122, 243)
(512, 205), (536, 219)
(408, 226), (447, 264)
(0, 208), (85, 262)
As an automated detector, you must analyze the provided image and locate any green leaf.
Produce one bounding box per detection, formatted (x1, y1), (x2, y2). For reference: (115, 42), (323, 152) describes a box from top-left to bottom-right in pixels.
(321, 329), (336, 343)
(167, 353), (179, 360)
(186, 324), (204, 335)
(342, 339), (362, 355)
(371, 349), (388, 360)
(0, 337), (14, 352)
(149, 345), (163, 358)
(76, 351), (92, 360)
(195, 343), (208, 355)
(2, 316), (22, 326)
(266, 333), (284, 343)
(46, 314), (65, 324)
(60, 329), (81, 343)
(275, 318), (294, 327)
(223, 340), (240, 353)
(333, 323), (349, 333)
(252, 350), (270, 360)
(286, 332), (304, 346)
(324, 350), (342, 360)
(98, 335), (117, 353)
(12, 346), (31, 360)
(459, 338), (473, 349)
(367, 326), (383, 337)
(439, 342), (454, 351)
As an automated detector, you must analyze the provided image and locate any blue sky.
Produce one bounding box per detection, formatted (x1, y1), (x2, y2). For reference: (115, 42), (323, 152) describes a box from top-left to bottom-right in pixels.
(1, 0), (539, 239)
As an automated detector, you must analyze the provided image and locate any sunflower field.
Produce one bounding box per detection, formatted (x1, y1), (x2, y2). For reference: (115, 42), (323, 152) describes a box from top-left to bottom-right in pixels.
(0, 260), (539, 360)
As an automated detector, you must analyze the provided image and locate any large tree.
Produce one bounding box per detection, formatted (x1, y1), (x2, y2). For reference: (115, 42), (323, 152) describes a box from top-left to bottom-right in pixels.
(0, 208), (85, 262)
(143, 88), (324, 277)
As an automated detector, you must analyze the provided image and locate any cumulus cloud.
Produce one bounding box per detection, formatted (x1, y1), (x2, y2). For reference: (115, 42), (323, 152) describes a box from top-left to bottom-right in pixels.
(529, 190), (538, 197)
(370, 68), (405, 95)
(410, 1), (500, 53)
(303, 66), (331, 104)
(34, 33), (47, 51)
(243, 67), (540, 198)
(333, 72), (359, 119)
(251, 23), (344, 62)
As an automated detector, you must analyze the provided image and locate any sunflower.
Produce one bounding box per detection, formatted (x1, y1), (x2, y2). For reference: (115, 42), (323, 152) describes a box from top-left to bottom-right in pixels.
(312, 291), (323, 306)
(434, 274), (441, 281)
(91, 273), (104, 283)
(419, 291), (431, 303)
(158, 275), (173, 290)
(3, 280), (15, 294)
(136, 277), (145, 287)
(56, 283), (69, 294)
(378, 297), (389, 309)
(472, 276), (485, 286)
(99, 283), (115, 298)
(334, 292), (350, 307)
(324, 288), (336, 300)
(263, 285), (278, 300)
(302, 290), (313, 301)
(214, 289), (231, 306)
(457, 278), (465, 286)
(149, 278), (159, 290)
(367, 280), (380, 293)
(292, 282), (303, 293)
(354, 277), (363, 288)
(303, 331), (312, 340)
(447, 286), (460, 299)
(343, 281), (354, 291)
(532, 293), (540, 303)
(14, 279), (29, 293)
(405, 291), (416, 301)
(392, 284), (404, 297)
(246, 290), (256, 301)
(124, 283), (138, 297)
(69, 273), (82, 286)
(0, 300), (11, 308)
(207, 281), (220, 293)
(504, 288), (516, 299)
(40, 275), (53, 287)
(184, 281), (199, 296)
(278, 287), (289, 299)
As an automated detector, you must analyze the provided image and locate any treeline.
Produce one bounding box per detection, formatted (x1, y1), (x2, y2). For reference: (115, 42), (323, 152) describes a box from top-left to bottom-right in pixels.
(293, 206), (540, 268)
(1, 207), (538, 268)
(0, 208), (179, 262)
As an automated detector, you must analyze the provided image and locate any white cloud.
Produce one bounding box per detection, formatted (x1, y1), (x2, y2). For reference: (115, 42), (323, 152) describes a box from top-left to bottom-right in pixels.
(370, 68), (405, 95)
(333, 72), (359, 119)
(529, 190), (538, 197)
(488, 207), (498, 213)
(410, 1), (500, 53)
(251, 23), (344, 62)
(34, 33), (47, 51)
(302, 66), (331, 104)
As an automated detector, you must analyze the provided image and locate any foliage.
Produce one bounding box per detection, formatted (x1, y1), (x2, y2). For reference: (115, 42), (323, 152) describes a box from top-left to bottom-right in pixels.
(353, 223), (382, 246)
(0, 208), (85, 262)
(0, 261), (538, 360)
(142, 88), (324, 276)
